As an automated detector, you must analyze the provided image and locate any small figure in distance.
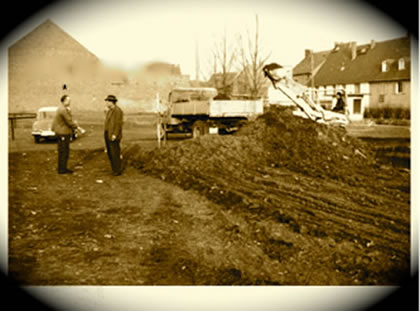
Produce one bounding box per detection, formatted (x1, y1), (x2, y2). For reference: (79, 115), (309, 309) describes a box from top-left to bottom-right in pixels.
(332, 91), (346, 113)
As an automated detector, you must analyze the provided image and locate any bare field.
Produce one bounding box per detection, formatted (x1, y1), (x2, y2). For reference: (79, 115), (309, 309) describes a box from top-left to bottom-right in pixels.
(8, 111), (411, 285)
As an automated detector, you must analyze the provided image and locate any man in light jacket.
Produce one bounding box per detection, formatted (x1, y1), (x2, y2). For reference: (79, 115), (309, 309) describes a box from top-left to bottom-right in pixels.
(104, 95), (124, 176)
(51, 95), (78, 174)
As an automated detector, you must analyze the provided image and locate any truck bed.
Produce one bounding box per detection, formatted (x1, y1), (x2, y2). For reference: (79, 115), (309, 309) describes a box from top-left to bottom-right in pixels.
(171, 99), (263, 118)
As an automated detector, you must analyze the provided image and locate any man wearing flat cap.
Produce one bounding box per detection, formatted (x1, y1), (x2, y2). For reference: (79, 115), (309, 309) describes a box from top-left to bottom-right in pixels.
(104, 95), (124, 176)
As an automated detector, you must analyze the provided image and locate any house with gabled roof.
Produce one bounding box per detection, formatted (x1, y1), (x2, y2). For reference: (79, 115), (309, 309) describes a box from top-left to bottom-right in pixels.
(293, 49), (329, 86)
(293, 37), (411, 120)
(8, 19), (112, 113)
(8, 19), (191, 114)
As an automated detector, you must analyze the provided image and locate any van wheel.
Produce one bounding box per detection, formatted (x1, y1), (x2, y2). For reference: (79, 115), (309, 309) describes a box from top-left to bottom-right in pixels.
(192, 121), (208, 139)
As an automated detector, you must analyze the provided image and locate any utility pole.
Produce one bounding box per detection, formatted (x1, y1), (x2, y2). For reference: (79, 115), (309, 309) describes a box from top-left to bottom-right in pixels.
(310, 51), (315, 101)
(195, 36), (200, 82)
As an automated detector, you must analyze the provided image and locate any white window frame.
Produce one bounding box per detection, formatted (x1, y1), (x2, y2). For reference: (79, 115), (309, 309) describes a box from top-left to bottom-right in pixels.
(398, 58), (405, 70)
(326, 85), (334, 95)
(381, 61), (388, 72)
(345, 84), (355, 95)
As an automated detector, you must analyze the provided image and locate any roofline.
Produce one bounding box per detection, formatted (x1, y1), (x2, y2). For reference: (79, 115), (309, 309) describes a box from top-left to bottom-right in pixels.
(171, 87), (218, 92)
(314, 77), (410, 87)
(9, 19), (100, 62)
(368, 77), (411, 83)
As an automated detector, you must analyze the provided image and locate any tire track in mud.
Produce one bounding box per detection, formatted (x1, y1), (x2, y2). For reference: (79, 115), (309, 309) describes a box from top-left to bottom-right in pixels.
(127, 106), (410, 284)
(175, 167), (410, 260)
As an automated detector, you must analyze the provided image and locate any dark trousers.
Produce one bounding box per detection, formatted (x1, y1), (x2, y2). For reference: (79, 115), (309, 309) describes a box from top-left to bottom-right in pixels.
(57, 134), (71, 173)
(104, 132), (121, 174)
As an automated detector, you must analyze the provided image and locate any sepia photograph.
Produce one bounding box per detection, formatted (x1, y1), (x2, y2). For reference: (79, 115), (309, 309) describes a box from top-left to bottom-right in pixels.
(1, 0), (418, 310)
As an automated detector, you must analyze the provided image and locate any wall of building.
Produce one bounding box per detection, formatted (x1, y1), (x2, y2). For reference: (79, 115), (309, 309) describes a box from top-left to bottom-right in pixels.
(314, 83), (371, 121)
(369, 80), (410, 109)
(9, 46), (190, 114)
(346, 95), (369, 121)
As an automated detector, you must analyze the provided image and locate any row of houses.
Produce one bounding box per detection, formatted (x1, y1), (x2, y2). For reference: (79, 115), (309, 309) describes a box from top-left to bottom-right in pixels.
(8, 19), (411, 121)
(292, 37), (411, 120)
(207, 37), (411, 121)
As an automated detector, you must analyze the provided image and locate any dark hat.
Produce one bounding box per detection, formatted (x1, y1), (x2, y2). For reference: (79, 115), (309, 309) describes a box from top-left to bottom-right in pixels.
(263, 63), (283, 71)
(105, 95), (118, 103)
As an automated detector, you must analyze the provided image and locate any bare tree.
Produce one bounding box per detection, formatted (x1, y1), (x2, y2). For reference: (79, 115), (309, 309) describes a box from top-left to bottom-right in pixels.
(208, 28), (239, 97)
(239, 14), (271, 99)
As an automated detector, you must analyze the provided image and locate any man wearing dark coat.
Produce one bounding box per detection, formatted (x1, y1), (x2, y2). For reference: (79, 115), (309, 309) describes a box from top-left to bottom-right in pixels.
(52, 94), (78, 174)
(104, 95), (124, 176)
(332, 92), (346, 113)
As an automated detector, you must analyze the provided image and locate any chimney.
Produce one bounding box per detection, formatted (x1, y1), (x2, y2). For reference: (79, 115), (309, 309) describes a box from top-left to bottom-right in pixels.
(350, 42), (357, 61)
(305, 49), (313, 58)
(370, 40), (376, 49)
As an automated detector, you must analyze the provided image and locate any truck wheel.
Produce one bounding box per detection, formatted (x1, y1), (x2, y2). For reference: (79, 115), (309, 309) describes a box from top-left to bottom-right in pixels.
(34, 136), (40, 143)
(192, 121), (208, 139)
(192, 122), (201, 138)
(236, 119), (248, 129)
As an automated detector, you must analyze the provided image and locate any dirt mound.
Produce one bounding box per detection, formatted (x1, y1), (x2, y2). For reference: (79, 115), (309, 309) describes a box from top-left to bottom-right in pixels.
(124, 106), (410, 285)
(127, 106), (374, 184)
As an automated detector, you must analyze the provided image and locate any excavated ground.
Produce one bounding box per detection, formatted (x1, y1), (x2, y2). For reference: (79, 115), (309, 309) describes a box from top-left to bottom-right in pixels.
(9, 107), (410, 285)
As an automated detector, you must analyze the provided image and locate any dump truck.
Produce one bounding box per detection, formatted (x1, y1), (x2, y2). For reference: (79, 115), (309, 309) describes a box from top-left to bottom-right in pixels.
(162, 87), (263, 138)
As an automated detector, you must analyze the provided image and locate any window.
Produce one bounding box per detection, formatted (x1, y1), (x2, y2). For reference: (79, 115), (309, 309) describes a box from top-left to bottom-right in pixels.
(379, 94), (385, 103)
(398, 58), (405, 70)
(381, 61), (388, 72)
(396, 81), (403, 94)
(326, 85), (334, 95)
(355, 83), (360, 94)
(346, 84), (355, 94)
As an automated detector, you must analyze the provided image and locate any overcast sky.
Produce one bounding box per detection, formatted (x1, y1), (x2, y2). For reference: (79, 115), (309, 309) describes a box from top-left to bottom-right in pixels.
(7, 0), (407, 79)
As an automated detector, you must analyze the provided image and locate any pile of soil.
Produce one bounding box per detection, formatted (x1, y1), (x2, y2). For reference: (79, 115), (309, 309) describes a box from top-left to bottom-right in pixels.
(127, 106), (375, 185)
